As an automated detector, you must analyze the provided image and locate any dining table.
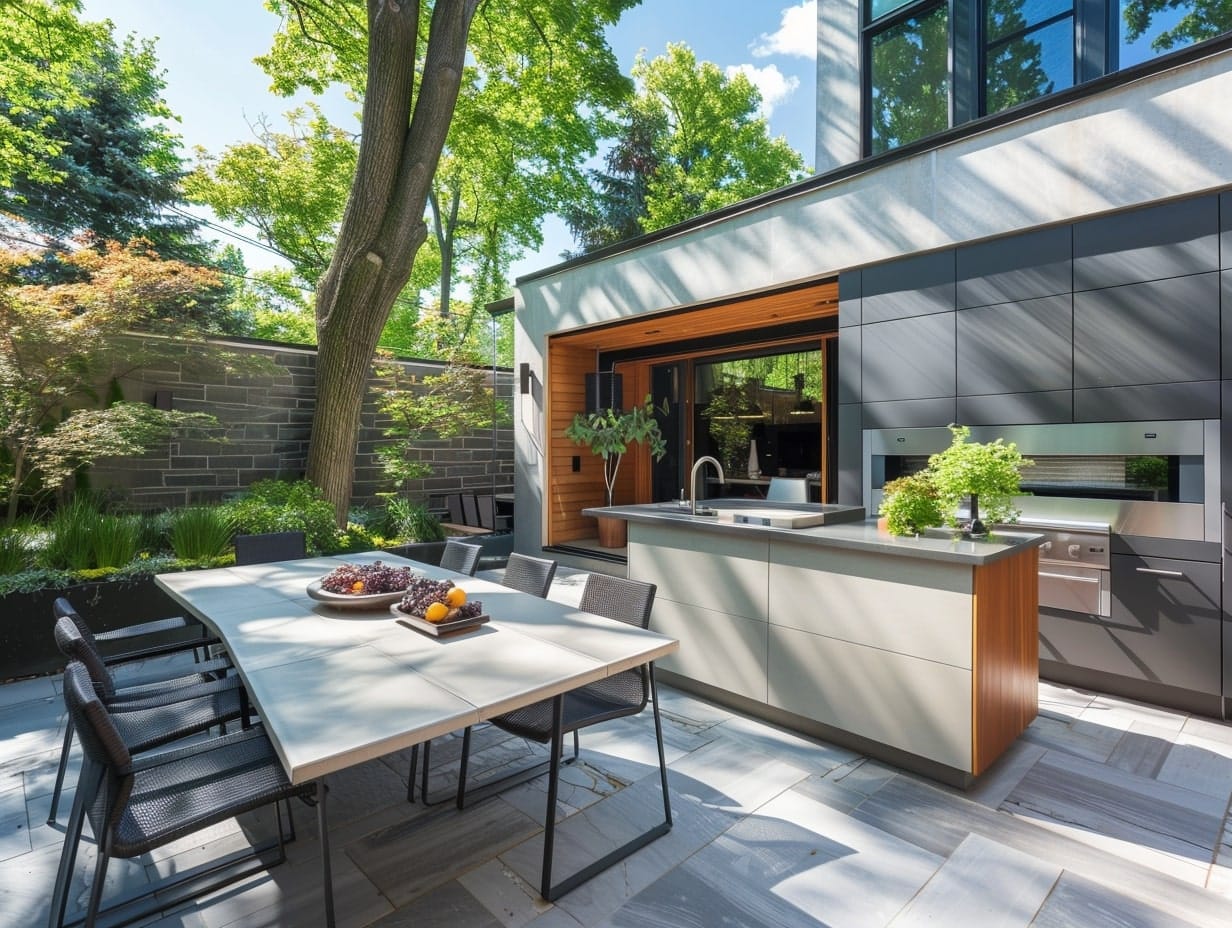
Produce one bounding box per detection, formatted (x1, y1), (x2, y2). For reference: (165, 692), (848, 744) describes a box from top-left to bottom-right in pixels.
(154, 551), (679, 920)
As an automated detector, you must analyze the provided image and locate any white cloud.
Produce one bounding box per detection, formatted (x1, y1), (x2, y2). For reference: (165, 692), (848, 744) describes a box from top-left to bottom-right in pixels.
(752, 1), (817, 60)
(725, 63), (800, 119)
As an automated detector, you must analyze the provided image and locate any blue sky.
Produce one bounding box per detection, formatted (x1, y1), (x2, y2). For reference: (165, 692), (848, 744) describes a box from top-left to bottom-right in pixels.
(81, 1), (817, 282)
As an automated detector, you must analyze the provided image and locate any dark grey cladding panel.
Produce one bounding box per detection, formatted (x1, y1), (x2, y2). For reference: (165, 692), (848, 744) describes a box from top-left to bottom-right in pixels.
(839, 269), (862, 328)
(838, 327), (861, 404)
(1222, 192), (1232, 270)
(861, 251), (956, 324)
(957, 295), (1072, 396)
(837, 403), (862, 505)
(1074, 196), (1219, 290)
(1075, 381), (1220, 422)
(1224, 271), (1232, 377)
(861, 312), (956, 402)
(861, 396), (957, 429)
(1073, 273), (1220, 387)
(957, 391), (1073, 425)
(1223, 380), (1232, 506)
(957, 226), (1072, 308)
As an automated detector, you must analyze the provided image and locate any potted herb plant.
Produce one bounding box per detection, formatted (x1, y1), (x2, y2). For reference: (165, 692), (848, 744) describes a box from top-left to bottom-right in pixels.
(927, 424), (1032, 536)
(564, 395), (668, 547)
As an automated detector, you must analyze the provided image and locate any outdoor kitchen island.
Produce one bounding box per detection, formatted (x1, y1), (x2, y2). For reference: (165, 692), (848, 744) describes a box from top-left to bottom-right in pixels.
(586, 501), (1044, 787)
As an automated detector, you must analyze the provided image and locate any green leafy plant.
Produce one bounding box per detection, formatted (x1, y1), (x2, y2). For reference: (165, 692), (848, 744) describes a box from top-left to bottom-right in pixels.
(1126, 455), (1168, 489)
(168, 507), (237, 560)
(879, 473), (945, 536)
(700, 375), (756, 473)
(564, 395), (669, 507)
(220, 479), (341, 554)
(0, 528), (30, 574)
(41, 498), (105, 570)
(90, 514), (141, 569)
(927, 425), (1033, 528)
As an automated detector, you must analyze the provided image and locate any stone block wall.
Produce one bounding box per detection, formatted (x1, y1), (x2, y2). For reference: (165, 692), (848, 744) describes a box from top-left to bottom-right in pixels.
(90, 337), (514, 513)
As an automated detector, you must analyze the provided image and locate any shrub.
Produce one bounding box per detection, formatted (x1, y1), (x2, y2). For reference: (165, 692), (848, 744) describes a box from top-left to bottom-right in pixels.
(41, 498), (104, 570)
(221, 479), (340, 555)
(879, 473), (945, 536)
(168, 507), (236, 560)
(0, 529), (30, 574)
(379, 496), (445, 543)
(90, 514), (141, 569)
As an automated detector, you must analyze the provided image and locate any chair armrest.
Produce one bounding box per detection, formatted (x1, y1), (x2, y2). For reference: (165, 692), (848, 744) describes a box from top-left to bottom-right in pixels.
(106, 657), (235, 700)
(92, 615), (203, 643)
(106, 673), (246, 712)
(122, 725), (270, 775)
(99, 635), (222, 667)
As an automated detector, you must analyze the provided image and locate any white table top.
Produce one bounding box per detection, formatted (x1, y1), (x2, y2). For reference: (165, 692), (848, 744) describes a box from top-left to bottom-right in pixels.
(156, 551), (678, 784)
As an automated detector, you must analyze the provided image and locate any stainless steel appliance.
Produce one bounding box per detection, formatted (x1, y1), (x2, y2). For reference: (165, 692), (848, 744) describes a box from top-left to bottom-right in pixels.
(1017, 518), (1111, 617)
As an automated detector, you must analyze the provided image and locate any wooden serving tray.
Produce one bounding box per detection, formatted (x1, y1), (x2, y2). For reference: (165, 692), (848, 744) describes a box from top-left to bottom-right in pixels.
(392, 607), (490, 637)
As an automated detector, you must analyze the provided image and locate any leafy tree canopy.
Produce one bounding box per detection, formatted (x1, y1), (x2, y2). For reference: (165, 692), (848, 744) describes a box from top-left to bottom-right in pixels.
(566, 43), (807, 251)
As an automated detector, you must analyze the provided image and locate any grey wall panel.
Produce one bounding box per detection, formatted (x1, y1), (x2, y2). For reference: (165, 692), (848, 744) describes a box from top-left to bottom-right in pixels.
(1074, 196), (1219, 290)
(957, 225), (1072, 308)
(1223, 271), (1232, 377)
(957, 391), (1073, 425)
(1223, 380), (1232, 506)
(1222, 192), (1232, 270)
(861, 251), (956, 324)
(1073, 273), (1220, 387)
(1075, 381), (1220, 422)
(838, 403), (862, 504)
(956, 295), (1072, 395)
(861, 312), (956, 402)
(838, 326), (861, 404)
(862, 397), (958, 429)
(839, 269), (862, 327)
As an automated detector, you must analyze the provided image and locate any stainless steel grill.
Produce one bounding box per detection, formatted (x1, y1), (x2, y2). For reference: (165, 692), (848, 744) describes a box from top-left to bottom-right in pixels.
(1016, 518), (1111, 617)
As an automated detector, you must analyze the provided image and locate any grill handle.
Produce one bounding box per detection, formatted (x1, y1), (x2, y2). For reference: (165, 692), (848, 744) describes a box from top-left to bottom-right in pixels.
(1134, 567), (1185, 578)
(1039, 571), (1100, 584)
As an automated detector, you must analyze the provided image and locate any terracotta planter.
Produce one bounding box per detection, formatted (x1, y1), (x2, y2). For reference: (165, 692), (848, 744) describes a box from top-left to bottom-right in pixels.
(596, 515), (628, 548)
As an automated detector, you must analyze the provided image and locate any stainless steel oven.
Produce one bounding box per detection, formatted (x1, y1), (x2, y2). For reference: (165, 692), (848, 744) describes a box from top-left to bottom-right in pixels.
(1025, 520), (1111, 617)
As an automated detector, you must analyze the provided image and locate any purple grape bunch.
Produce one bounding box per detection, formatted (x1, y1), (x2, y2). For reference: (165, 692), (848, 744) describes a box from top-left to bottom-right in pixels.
(320, 561), (415, 594)
(396, 578), (483, 619)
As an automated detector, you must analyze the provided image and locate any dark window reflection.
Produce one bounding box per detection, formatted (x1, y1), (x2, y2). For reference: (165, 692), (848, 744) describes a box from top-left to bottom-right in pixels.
(1118, 0), (1232, 68)
(869, 3), (950, 154)
(985, 0), (1075, 113)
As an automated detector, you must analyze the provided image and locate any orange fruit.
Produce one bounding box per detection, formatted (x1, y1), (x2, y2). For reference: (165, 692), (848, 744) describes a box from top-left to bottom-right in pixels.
(445, 586), (467, 608)
(424, 602), (449, 623)
(351, 580), (365, 593)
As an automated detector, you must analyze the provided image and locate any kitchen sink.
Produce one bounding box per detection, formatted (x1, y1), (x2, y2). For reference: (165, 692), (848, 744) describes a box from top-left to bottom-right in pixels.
(713, 504), (865, 528)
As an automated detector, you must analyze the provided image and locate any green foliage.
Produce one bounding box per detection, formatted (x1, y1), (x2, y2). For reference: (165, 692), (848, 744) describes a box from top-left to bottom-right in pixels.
(927, 425), (1033, 527)
(41, 498), (103, 570)
(376, 351), (509, 488)
(220, 479), (341, 555)
(699, 375), (758, 473)
(89, 513), (141, 569)
(0, 529), (31, 573)
(367, 496), (445, 544)
(1126, 455), (1169, 488)
(564, 395), (669, 507)
(567, 43), (807, 249)
(1122, 0), (1232, 51)
(0, 567), (74, 596)
(879, 473), (946, 536)
(168, 507), (237, 560)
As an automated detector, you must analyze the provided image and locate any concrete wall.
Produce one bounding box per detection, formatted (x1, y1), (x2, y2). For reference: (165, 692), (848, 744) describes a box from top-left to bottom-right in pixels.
(513, 50), (1232, 558)
(815, 0), (861, 173)
(89, 338), (513, 513)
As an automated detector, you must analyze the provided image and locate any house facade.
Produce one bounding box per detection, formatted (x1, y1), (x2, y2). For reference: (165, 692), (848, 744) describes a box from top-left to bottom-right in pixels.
(512, 5), (1232, 714)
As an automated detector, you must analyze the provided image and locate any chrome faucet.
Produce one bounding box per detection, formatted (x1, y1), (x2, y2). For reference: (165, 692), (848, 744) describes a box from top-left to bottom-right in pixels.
(689, 456), (725, 516)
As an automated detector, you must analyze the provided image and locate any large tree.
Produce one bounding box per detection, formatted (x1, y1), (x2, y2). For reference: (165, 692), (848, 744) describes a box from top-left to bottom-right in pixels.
(2, 7), (200, 258)
(565, 43), (806, 251)
(267, 0), (635, 520)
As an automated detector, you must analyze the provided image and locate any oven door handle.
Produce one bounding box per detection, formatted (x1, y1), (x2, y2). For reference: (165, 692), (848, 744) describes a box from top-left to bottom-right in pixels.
(1134, 567), (1185, 578)
(1038, 571), (1101, 583)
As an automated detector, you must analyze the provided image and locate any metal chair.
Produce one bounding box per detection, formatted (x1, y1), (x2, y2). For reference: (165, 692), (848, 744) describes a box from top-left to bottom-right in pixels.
(408, 553), (557, 804)
(48, 661), (333, 928)
(438, 538), (482, 576)
(48, 615), (243, 827)
(53, 595), (211, 667)
(454, 573), (671, 900)
(766, 477), (809, 502)
(234, 530), (307, 565)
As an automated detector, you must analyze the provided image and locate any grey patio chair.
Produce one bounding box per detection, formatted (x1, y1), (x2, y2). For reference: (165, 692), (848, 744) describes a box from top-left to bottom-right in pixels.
(53, 594), (212, 666)
(461, 493), (482, 528)
(234, 530), (307, 565)
(48, 615), (244, 827)
(439, 538), (482, 576)
(445, 492), (466, 525)
(408, 553), (557, 804)
(454, 572), (671, 901)
(48, 661), (333, 928)
(766, 477), (809, 502)
(476, 494), (512, 532)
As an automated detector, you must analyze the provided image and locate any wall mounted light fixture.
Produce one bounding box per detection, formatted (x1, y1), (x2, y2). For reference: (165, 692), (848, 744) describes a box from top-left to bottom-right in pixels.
(519, 362), (531, 394)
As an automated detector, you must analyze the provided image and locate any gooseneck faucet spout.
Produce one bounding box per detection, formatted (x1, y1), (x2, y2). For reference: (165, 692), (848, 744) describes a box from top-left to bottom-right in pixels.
(689, 456), (725, 516)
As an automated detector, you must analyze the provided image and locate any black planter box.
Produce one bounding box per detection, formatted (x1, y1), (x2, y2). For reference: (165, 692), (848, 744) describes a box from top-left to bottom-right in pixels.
(0, 576), (188, 681)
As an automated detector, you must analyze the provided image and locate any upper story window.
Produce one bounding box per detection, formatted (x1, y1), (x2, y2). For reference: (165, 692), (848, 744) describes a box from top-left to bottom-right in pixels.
(868, 1), (950, 155)
(862, 0), (1232, 155)
(985, 0), (1075, 113)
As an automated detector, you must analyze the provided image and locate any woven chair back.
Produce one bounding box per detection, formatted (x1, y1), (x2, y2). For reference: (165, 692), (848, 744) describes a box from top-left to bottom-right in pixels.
(440, 539), (482, 576)
(53, 615), (118, 698)
(501, 553), (557, 598)
(63, 660), (134, 838)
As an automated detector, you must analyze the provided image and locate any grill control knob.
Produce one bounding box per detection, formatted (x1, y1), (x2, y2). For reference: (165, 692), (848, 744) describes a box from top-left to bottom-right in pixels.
(1068, 544), (1081, 558)
(1040, 541), (1052, 553)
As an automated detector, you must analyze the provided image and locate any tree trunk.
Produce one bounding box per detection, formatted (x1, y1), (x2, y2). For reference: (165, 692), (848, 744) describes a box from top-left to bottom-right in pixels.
(306, 0), (481, 523)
